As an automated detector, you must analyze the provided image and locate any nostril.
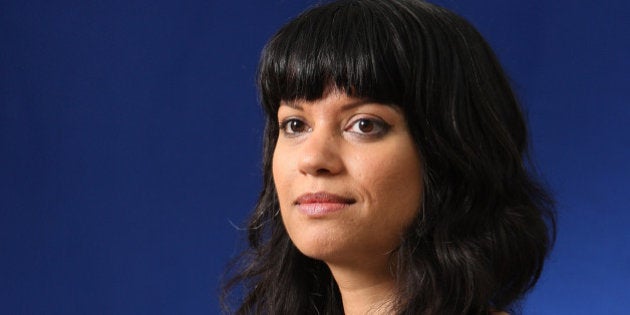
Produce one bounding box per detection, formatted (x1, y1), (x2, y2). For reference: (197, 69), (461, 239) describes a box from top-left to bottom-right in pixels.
(315, 168), (332, 175)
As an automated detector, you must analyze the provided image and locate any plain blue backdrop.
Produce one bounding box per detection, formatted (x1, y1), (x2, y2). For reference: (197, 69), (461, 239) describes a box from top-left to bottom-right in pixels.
(1, 0), (628, 314)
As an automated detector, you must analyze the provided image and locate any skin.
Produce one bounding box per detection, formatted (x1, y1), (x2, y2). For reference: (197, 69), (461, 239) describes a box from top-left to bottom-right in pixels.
(272, 90), (424, 314)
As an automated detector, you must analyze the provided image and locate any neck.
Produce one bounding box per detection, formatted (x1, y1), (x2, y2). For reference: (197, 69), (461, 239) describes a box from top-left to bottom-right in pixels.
(327, 260), (396, 315)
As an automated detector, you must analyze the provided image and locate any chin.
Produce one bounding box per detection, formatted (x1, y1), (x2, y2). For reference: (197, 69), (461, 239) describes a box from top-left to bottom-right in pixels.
(296, 247), (339, 262)
(289, 229), (349, 261)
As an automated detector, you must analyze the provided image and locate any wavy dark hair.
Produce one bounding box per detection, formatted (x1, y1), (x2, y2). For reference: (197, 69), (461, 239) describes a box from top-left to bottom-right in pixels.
(222, 0), (556, 314)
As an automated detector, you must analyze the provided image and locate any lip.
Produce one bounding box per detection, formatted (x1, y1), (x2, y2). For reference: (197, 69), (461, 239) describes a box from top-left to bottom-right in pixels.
(294, 191), (356, 217)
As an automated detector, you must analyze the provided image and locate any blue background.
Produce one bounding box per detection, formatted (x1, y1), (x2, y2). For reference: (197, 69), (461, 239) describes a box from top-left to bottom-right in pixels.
(1, 0), (628, 314)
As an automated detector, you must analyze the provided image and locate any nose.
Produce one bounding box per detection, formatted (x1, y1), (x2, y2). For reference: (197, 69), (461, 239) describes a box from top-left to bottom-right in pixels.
(297, 128), (344, 176)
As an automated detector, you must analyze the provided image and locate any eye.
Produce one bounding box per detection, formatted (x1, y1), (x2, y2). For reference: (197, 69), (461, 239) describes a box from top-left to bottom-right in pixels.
(345, 118), (390, 137)
(280, 118), (310, 135)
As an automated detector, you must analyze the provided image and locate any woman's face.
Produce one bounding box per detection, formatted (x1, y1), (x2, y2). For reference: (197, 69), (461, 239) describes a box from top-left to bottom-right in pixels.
(272, 90), (423, 268)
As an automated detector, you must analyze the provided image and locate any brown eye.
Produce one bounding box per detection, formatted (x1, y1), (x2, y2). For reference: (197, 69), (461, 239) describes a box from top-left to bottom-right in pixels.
(346, 118), (390, 137)
(357, 119), (374, 133)
(281, 119), (309, 135)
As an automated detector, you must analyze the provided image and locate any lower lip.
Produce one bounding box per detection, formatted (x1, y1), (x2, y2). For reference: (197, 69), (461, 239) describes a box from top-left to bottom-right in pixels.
(298, 202), (349, 217)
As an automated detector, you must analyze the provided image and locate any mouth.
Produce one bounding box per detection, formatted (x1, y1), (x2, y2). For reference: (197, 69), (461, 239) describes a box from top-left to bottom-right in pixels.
(294, 191), (356, 217)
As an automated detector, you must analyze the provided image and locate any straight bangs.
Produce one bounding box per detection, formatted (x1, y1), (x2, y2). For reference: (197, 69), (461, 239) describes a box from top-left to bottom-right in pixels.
(258, 0), (419, 116)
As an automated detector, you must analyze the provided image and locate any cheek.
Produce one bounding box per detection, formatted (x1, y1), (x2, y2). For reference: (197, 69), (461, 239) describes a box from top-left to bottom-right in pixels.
(355, 150), (421, 192)
(356, 147), (423, 221)
(381, 164), (421, 208)
(272, 146), (294, 208)
(271, 149), (285, 193)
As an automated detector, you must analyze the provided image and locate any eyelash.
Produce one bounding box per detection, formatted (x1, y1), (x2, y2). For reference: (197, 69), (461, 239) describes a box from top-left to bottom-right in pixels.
(346, 118), (391, 138)
(278, 117), (391, 138)
(279, 118), (311, 136)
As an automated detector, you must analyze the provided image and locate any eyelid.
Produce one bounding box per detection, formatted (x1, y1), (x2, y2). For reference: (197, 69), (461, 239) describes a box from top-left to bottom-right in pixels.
(344, 115), (391, 138)
(277, 114), (392, 138)
(279, 117), (311, 136)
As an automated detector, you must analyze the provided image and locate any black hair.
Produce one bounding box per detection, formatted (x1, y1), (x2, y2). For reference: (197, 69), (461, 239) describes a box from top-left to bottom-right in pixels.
(222, 0), (556, 314)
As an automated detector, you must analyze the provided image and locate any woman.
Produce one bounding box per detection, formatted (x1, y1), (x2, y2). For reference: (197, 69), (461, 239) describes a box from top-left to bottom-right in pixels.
(223, 0), (555, 314)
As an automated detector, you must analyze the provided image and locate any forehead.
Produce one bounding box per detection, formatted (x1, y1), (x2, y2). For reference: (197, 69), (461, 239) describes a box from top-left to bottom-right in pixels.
(279, 90), (402, 114)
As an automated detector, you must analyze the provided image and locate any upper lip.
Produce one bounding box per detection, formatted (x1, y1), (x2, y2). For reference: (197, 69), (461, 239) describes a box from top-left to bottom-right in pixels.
(295, 191), (356, 205)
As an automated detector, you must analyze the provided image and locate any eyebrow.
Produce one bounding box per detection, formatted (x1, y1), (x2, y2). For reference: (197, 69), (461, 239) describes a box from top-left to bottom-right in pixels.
(282, 99), (397, 112)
